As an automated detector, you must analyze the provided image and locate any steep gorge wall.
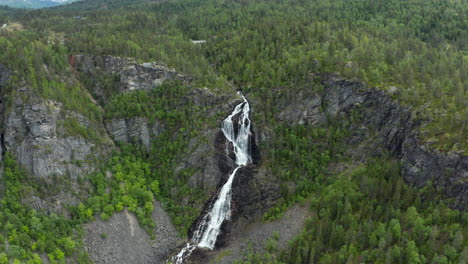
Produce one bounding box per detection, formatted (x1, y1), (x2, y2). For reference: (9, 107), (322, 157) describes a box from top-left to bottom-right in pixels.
(278, 74), (467, 209)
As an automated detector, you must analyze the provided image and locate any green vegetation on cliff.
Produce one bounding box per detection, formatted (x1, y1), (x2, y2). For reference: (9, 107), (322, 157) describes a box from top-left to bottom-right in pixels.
(0, 153), (88, 263)
(237, 158), (468, 264)
(262, 123), (347, 220)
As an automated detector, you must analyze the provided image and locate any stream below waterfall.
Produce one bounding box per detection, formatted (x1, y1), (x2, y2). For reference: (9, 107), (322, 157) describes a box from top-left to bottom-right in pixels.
(169, 92), (252, 264)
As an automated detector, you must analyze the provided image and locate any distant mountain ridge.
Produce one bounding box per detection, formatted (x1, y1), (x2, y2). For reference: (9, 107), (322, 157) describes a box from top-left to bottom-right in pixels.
(0, 0), (76, 9)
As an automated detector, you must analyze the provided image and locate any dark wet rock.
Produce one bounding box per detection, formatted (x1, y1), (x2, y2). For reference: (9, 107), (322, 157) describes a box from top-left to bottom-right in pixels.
(205, 203), (310, 264)
(277, 90), (325, 126)
(185, 129), (225, 190)
(182, 111), (279, 263)
(230, 166), (279, 220)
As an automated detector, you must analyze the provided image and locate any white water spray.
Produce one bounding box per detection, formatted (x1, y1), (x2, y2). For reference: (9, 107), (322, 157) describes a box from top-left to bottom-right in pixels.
(171, 92), (251, 263)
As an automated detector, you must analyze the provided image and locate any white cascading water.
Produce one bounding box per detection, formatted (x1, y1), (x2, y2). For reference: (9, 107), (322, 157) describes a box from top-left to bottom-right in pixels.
(170, 92), (251, 263)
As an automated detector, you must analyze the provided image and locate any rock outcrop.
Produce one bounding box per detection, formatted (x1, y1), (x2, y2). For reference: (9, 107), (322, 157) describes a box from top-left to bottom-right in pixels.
(0, 64), (10, 164)
(3, 97), (112, 179)
(73, 55), (248, 198)
(73, 55), (200, 150)
(105, 117), (164, 150)
(0, 59), (115, 185)
(278, 74), (467, 209)
(73, 54), (190, 104)
(75, 55), (190, 89)
(0, 80), (114, 211)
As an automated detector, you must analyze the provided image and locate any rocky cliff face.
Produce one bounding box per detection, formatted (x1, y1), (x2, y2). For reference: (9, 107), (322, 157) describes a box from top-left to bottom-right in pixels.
(278, 74), (467, 209)
(73, 55), (190, 103)
(73, 54), (191, 150)
(0, 77), (114, 213)
(0, 76), (114, 212)
(182, 88), (240, 190)
(74, 55), (240, 191)
(4, 96), (111, 179)
(0, 64), (114, 177)
(0, 54), (199, 213)
(105, 117), (163, 150)
(0, 64), (10, 164)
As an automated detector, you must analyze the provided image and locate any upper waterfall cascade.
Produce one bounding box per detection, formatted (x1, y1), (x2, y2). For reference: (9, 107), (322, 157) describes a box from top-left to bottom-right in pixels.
(171, 92), (252, 263)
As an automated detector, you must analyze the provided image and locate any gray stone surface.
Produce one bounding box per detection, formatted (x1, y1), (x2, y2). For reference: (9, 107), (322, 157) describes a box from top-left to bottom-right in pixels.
(206, 203), (311, 264)
(0, 83), (114, 213)
(4, 96), (113, 180)
(278, 74), (467, 209)
(75, 55), (190, 94)
(105, 117), (163, 150)
(84, 201), (182, 264)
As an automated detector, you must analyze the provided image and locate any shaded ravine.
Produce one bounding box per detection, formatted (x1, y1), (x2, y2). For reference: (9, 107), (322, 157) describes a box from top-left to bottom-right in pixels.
(170, 93), (252, 263)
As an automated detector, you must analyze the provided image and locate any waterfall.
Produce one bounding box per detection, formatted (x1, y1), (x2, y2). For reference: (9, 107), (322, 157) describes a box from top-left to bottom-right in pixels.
(170, 92), (251, 263)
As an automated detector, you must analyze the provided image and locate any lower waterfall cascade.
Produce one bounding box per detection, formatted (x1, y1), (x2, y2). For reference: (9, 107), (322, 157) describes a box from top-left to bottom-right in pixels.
(169, 92), (252, 263)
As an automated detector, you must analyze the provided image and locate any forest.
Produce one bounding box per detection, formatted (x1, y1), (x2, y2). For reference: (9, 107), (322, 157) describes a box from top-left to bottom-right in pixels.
(0, 0), (466, 263)
(1, 0), (465, 152)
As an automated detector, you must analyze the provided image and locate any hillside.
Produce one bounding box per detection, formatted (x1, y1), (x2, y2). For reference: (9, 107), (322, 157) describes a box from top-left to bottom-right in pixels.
(0, 0), (466, 263)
